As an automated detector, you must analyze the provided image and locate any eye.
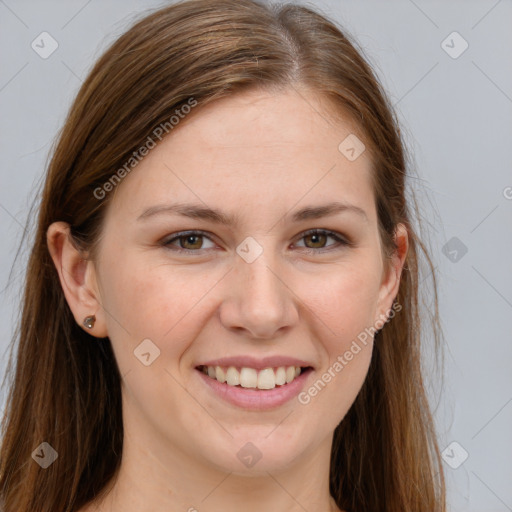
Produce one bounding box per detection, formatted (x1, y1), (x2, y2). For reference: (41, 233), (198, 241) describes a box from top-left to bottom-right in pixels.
(161, 229), (352, 254)
(293, 229), (351, 253)
(161, 230), (216, 253)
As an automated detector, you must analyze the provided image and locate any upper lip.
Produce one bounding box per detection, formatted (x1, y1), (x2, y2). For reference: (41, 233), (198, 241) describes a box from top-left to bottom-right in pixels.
(196, 355), (314, 371)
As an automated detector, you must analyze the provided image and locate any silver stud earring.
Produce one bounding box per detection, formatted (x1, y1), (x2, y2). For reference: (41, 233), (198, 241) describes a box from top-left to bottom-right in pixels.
(83, 315), (96, 329)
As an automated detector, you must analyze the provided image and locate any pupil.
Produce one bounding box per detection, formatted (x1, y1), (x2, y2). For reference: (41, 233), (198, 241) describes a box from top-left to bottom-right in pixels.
(184, 235), (201, 249)
(308, 233), (325, 248)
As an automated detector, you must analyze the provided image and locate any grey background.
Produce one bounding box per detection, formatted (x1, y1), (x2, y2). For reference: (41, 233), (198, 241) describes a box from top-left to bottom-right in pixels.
(1, 0), (511, 510)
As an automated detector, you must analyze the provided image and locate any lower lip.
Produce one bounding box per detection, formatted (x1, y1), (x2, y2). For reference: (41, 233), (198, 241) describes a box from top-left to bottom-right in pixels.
(196, 368), (313, 410)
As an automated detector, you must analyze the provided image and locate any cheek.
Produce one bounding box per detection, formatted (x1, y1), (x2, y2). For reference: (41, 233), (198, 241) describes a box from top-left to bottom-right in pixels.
(299, 259), (382, 342)
(296, 265), (379, 421)
(299, 340), (373, 430)
(98, 250), (220, 360)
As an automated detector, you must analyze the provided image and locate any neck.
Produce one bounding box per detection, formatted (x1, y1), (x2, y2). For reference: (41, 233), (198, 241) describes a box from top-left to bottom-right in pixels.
(93, 425), (339, 512)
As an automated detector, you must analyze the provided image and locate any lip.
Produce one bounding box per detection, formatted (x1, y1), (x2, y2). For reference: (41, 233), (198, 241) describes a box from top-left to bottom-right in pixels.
(195, 366), (314, 410)
(197, 355), (314, 371)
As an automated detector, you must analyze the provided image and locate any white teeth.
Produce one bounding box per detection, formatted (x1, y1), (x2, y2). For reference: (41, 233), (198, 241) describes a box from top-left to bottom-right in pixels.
(215, 366), (226, 383)
(275, 366), (286, 386)
(201, 365), (305, 389)
(257, 368), (276, 389)
(226, 366), (240, 386)
(240, 367), (258, 388)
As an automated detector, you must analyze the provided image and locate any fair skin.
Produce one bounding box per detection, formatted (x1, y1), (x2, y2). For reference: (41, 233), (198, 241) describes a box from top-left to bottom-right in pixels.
(47, 87), (407, 512)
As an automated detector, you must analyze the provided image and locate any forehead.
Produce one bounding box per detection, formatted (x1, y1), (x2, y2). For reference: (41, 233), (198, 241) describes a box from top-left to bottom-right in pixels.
(106, 88), (375, 225)
(178, 87), (365, 154)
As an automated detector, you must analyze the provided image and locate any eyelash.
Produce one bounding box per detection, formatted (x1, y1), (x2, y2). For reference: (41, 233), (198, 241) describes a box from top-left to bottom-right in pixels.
(160, 229), (352, 255)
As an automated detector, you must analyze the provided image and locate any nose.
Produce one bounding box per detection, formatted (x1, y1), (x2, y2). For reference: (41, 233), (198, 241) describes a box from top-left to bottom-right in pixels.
(219, 251), (299, 340)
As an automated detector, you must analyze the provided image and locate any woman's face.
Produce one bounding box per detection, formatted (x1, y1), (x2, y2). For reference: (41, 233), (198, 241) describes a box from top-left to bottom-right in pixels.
(90, 87), (405, 475)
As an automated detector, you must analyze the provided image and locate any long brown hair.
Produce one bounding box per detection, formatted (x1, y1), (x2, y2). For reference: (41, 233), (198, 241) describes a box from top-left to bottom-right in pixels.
(0, 0), (446, 510)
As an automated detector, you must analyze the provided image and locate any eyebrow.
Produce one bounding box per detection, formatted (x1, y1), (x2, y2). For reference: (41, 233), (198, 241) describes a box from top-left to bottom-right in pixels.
(136, 201), (368, 225)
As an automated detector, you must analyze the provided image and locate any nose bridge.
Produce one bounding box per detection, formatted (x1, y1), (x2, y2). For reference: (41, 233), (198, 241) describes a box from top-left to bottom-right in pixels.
(243, 251), (281, 302)
(236, 233), (280, 288)
(220, 237), (298, 338)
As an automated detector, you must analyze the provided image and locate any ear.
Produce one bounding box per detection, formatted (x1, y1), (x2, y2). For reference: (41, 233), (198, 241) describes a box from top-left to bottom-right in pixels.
(374, 222), (408, 324)
(46, 221), (108, 338)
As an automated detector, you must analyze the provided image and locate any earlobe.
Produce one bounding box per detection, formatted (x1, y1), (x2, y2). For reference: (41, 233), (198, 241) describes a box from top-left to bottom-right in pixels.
(376, 223), (409, 323)
(46, 221), (108, 338)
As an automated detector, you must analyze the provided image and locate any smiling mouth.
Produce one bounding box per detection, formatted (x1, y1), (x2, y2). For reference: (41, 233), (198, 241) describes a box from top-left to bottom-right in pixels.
(196, 365), (313, 390)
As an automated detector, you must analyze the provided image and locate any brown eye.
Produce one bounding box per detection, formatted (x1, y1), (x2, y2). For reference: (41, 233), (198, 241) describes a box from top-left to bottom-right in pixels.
(162, 229), (351, 255)
(295, 229), (350, 252)
(162, 231), (216, 252)
(303, 232), (328, 249)
(178, 234), (204, 250)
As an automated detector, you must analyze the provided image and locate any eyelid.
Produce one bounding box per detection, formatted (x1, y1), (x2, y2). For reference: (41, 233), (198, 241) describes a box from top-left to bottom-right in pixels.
(160, 228), (353, 254)
(296, 228), (353, 249)
(160, 230), (217, 252)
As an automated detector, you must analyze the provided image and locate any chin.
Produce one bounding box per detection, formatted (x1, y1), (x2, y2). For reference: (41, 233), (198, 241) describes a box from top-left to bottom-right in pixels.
(197, 428), (308, 475)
